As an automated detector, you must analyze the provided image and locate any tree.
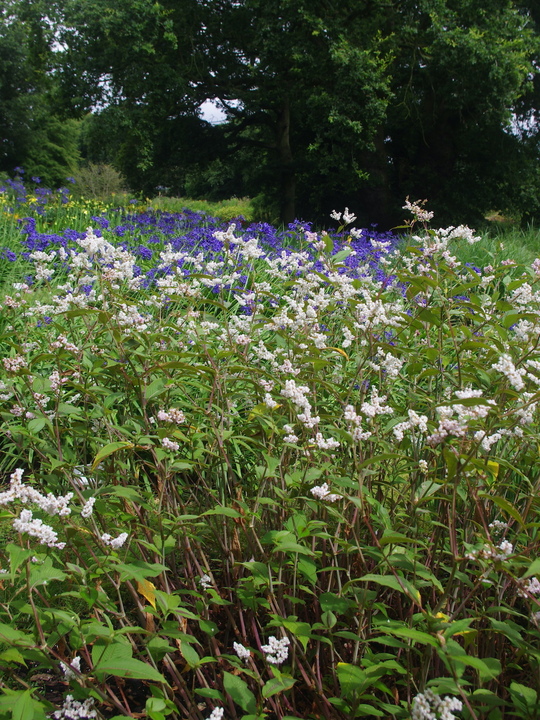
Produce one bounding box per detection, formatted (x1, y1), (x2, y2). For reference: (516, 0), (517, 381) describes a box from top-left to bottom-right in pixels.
(0, 0), (80, 186)
(380, 0), (540, 224)
(51, 0), (540, 224)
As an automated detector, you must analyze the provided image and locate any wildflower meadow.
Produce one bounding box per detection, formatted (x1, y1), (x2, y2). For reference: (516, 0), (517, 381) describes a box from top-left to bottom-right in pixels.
(1, 178), (540, 720)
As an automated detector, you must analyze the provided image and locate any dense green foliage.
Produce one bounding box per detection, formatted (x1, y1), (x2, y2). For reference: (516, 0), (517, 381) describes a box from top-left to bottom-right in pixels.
(0, 0), (80, 186)
(51, 0), (540, 225)
(1, 194), (540, 718)
(2, 0), (539, 224)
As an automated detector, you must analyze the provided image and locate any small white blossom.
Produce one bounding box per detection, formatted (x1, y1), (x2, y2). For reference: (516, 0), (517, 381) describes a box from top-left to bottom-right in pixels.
(53, 695), (96, 719)
(100, 532), (128, 549)
(467, 540), (513, 562)
(489, 520), (508, 534)
(492, 354), (526, 391)
(233, 642), (251, 662)
(412, 690), (462, 720)
(13, 509), (65, 549)
(161, 437), (180, 451)
(60, 656), (81, 680)
(199, 573), (212, 590)
(80, 498), (96, 518)
(310, 483), (340, 502)
(522, 577), (540, 596)
(205, 709), (224, 720)
(261, 635), (290, 665)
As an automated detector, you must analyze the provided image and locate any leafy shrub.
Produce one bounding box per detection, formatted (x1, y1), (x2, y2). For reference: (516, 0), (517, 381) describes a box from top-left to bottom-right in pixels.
(70, 163), (128, 201)
(0, 201), (539, 719)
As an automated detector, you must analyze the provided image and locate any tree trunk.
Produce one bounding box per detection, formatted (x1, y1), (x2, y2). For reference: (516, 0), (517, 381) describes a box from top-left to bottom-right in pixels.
(277, 96), (296, 225)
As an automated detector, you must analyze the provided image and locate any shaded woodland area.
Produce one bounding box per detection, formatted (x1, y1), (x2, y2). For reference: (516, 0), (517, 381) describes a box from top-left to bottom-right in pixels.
(1, 0), (540, 226)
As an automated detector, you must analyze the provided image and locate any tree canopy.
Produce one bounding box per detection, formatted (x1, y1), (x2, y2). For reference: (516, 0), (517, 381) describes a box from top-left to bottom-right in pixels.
(2, 0), (539, 224)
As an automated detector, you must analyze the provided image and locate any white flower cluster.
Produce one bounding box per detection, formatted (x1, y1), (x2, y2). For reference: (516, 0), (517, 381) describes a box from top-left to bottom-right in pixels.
(199, 573), (212, 590)
(281, 379), (319, 428)
(115, 303), (150, 332)
(52, 695), (96, 719)
(0, 469), (73, 517)
(310, 483), (340, 502)
(343, 405), (372, 442)
(2, 355), (27, 373)
(466, 540), (513, 562)
(13, 509), (65, 549)
(519, 577), (540, 597)
(492, 354), (527, 391)
(50, 335), (79, 353)
(233, 642), (251, 662)
(161, 437), (180, 451)
(264, 393), (279, 409)
(160, 407), (187, 425)
(60, 656), (81, 680)
(488, 520), (508, 535)
(412, 690), (462, 720)
(214, 224), (265, 261)
(361, 388), (393, 420)
(261, 635), (290, 665)
(330, 208), (357, 225)
(100, 532), (128, 549)
(204, 709), (224, 720)
(403, 198), (434, 224)
(80, 498), (96, 519)
(393, 409), (429, 442)
(427, 405), (468, 446)
(313, 432), (340, 450)
(50, 370), (68, 393)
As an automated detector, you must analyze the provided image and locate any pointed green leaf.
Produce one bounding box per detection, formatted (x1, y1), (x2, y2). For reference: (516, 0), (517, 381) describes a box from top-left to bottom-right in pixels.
(223, 672), (257, 713)
(92, 441), (134, 470)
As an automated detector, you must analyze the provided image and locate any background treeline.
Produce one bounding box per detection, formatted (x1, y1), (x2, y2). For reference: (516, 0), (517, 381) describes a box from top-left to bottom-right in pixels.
(1, 0), (540, 227)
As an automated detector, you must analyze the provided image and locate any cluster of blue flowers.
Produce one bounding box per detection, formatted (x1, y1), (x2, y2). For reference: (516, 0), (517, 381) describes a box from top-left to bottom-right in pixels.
(0, 172), (400, 290)
(6, 210), (399, 290)
(0, 168), (71, 214)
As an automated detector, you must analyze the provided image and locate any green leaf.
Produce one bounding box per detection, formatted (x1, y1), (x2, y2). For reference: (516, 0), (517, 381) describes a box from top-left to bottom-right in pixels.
(479, 493), (524, 527)
(92, 640), (131, 668)
(0, 690), (47, 720)
(333, 246), (352, 262)
(448, 654), (501, 680)
(96, 656), (167, 683)
(194, 689), (224, 700)
(272, 540), (315, 556)
(115, 561), (167, 584)
(320, 592), (355, 614)
(223, 672), (257, 713)
(524, 558), (540, 578)
(509, 682), (538, 710)
(202, 506), (241, 518)
(93, 640), (167, 683)
(28, 557), (66, 588)
(199, 619), (219, 636)
(378, 625), (438, 648)
(0, 648), (26, 666)
(179, 642), (200, 668)
(144, 378), (166, 399)
(352, 704), (385, 717)
(27, 418), (46, 434)
(6, 544), (34, 574)
(12, 690), (34, 720)
(336, 663), (367, 697)
(359, 574), (421, 604)
(262, 675), (296, 698)
(92, 441), (134, 470)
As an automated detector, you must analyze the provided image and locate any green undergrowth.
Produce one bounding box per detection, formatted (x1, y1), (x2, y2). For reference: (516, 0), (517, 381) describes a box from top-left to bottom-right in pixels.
(0, 204), (540, 719)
